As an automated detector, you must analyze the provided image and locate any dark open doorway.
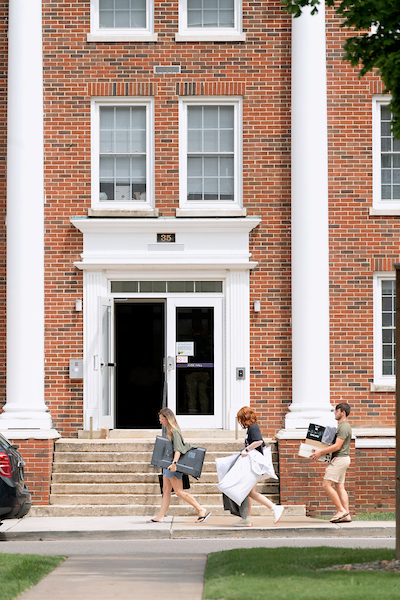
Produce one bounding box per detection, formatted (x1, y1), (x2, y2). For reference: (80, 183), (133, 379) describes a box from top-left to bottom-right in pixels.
(115, 302), (164, 429)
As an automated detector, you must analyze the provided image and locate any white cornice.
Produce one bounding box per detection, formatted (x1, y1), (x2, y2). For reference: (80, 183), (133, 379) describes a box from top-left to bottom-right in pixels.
(74, 261), (259, 271)
(71, 216), (262, 235)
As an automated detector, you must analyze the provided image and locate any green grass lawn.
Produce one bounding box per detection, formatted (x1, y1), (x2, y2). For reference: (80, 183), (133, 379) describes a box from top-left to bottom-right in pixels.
(204, 547), (398, 600)
(318, 512), (396, 521)
(355, 513), (396, 521)
(0, 553), (65, 600)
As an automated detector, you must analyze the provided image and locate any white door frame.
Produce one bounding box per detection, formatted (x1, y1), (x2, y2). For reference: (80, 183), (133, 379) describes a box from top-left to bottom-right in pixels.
(166, 296), (223, 428)
(99, 297), (115, 428)
(82, 268), (253, 431)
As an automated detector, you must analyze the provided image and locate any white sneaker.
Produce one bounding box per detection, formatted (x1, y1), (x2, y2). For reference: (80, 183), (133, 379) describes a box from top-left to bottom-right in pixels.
(233, 518), (252, 527)
(272, 505), (284, 524)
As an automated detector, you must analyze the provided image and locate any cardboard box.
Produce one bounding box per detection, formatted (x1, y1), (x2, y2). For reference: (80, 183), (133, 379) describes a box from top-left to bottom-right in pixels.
(298, 423), (336, 462)
(298, 439), (330, 462)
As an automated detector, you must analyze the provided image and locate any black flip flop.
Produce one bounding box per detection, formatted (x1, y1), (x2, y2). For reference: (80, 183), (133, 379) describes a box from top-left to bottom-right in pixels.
(331, 513), (349, 523)
(196, 512), (211, 523)
(147, 518), (163, 523)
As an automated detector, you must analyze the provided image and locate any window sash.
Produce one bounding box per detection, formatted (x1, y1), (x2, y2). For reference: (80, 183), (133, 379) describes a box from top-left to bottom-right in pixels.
(381, 279), (396, 375)
(187, 0), (235, 28)
(92, 98), (154, 209)
(179, 98), (242, 209)
(187, 105), (235, 202)
(373, 97), (400, 209)
(380, 105), (400, 201)
(99, 0), (147, 29)
(374, 274), (396, 386)
(90, 0), (154, 37)
(178, 0), (242, 37)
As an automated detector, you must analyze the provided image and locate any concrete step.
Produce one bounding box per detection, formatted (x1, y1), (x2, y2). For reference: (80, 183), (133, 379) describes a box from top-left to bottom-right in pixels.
(78, 429), (247, 440)
(52, 461), (235, 474)
(51, 472), (220, 484)
(31, 504), (306, 518)
(49, 492), (281, 506)
(54, 440), (265, 454)
(50, 481), (279, 495)
(52, 450), (267, 462)
(51, 472), (279, 487)
(48, 437), (281, 513)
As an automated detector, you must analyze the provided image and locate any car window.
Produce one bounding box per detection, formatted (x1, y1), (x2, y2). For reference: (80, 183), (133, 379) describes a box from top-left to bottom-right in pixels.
(0, 433), (11, 448)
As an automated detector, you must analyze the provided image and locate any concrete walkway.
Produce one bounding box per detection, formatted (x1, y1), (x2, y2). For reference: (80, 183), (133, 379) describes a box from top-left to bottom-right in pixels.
(0, 514), (395, 541)
(17, 554), (207, 600)
(1, 515), (395, 600)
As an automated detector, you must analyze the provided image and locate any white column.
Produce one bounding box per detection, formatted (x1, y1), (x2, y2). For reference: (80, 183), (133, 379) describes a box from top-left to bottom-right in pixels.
(286, 3), (335, 428)
(0, 0), (52, 430)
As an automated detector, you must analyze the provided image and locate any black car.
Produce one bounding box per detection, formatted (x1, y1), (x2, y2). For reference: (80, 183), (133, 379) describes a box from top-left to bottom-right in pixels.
(0, 432), (31, 522)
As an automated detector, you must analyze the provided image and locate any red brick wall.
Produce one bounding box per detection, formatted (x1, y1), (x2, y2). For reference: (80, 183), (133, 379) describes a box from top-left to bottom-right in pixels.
(8, 439), (54, 506)
(354, 447), (396, 513)
(0, 2), (397, 439)
(39, 0), (295, 435)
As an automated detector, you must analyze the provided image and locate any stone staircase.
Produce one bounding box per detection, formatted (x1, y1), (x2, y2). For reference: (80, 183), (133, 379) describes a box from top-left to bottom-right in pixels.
(31, 432), (304, 517)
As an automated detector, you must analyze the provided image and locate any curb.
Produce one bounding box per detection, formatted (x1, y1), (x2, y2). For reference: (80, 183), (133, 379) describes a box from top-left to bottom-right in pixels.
(0, 525), (395, 542)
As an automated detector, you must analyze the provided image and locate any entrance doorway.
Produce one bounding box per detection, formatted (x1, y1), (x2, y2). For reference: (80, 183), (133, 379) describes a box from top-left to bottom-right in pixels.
(101, 297), (223, 429)
(115, 302), (164, 429)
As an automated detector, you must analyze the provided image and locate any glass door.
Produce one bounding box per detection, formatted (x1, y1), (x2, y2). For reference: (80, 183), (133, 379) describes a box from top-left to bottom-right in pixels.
(166, 297), (223, 428)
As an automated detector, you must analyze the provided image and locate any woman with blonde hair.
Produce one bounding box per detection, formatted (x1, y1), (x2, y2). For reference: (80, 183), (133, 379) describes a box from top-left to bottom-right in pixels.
(235, 406), (284, 527)
(147, 408), (211, 523)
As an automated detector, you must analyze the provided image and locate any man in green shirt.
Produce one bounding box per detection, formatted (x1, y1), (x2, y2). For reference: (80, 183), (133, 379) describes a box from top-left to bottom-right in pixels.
(310, 403), (352, 523)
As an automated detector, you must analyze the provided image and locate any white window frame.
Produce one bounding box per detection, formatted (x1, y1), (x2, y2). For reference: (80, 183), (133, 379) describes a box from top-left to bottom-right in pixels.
(88, 0), (157, 42)
(178, 96), (244, 217)
(372, 95), (400, 215)
(373, 272), (396, 389)
(91, 97), (155, 211)
(176, 0), (246, 42)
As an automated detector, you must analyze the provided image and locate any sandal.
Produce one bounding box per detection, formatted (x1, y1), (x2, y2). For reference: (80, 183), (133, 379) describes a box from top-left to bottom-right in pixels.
(196, 511), (211, 523)
(147, 518), (164, 523)
(330, 513), (349, 523)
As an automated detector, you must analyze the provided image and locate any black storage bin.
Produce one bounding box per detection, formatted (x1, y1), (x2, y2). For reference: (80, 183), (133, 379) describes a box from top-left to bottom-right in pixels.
(150, 435), (206, 478)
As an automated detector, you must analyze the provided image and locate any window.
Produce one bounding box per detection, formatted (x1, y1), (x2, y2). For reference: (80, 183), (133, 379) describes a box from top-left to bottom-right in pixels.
(176, 0), (245, 41)
(88, 0), (157, 42)
(91, 98), (154, 211)
(179, 98), (243, 215)
(110, 280), (223, 293)
(373, 274), (396, 388)
(372, 97), (400, 213)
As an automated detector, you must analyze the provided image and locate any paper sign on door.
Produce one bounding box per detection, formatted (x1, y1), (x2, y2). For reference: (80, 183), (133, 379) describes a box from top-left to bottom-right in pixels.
(176, 342), (194, 356)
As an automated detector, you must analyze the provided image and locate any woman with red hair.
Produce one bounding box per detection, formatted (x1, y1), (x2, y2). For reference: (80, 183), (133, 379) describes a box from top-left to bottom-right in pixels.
(235, 406), (284, 527)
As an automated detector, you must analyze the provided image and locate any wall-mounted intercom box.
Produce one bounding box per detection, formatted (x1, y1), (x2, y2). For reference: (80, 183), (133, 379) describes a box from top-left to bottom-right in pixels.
(69, 359), (83, 380)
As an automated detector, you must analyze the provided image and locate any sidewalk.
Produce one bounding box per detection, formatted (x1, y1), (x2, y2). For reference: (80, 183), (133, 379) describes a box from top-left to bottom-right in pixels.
(0, 514), (395, 541)
(1, 515), (395, 600)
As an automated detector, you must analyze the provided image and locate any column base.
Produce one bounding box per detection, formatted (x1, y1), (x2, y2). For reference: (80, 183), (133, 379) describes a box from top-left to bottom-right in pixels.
(0, 408), (53, 431)
(284, 406), (336, 429)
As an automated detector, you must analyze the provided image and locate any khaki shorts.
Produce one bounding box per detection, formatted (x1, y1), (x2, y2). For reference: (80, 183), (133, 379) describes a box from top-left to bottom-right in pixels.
(324, 456), (350, 484)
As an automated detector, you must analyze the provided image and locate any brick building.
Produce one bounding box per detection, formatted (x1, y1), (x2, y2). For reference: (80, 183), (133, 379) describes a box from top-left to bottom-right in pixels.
(0, 0), (396, 516)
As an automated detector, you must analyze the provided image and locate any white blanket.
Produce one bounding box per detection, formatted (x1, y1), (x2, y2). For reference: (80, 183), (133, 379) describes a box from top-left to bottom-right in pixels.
(216, 446), (278, 506)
